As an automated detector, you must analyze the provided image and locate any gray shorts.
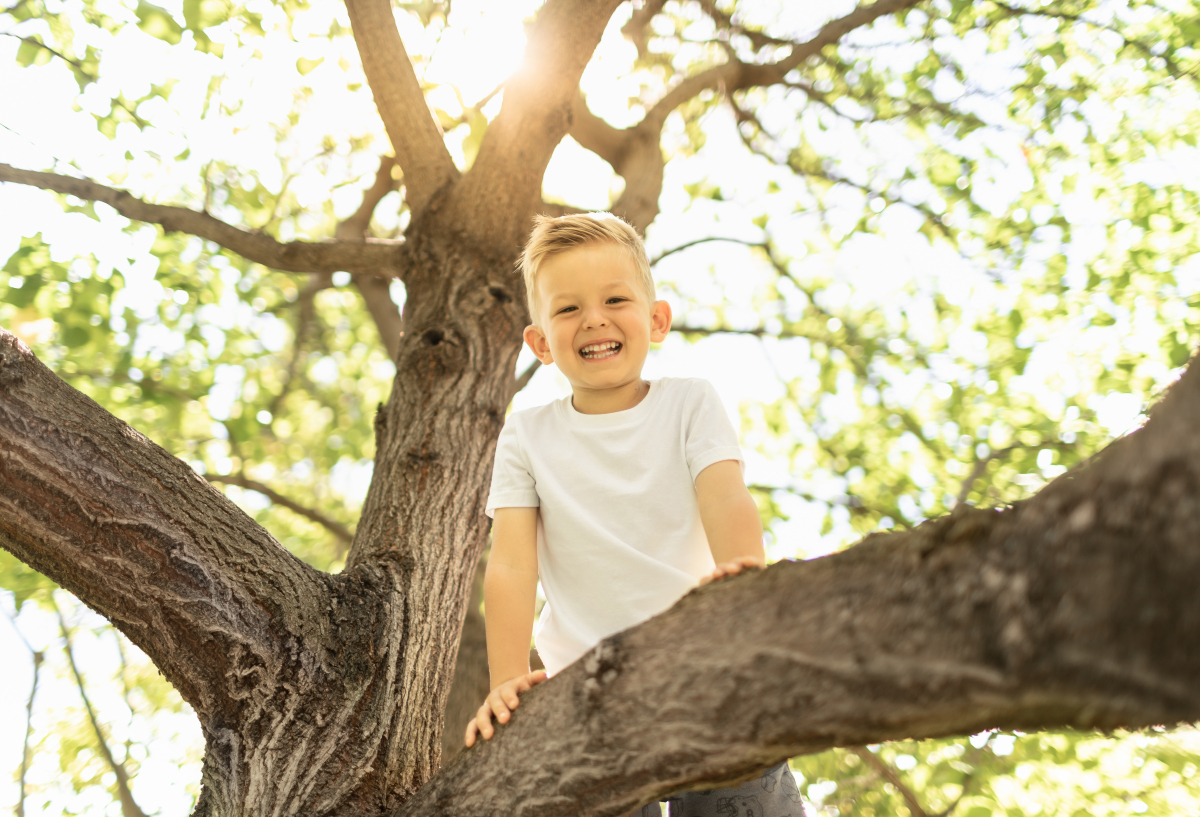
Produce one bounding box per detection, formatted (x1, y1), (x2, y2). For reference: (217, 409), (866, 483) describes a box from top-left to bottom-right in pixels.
(634, 762), (805, 817)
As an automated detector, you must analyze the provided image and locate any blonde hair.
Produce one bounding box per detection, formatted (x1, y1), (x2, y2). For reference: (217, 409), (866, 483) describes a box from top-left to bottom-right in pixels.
(520, 213), (655, 323)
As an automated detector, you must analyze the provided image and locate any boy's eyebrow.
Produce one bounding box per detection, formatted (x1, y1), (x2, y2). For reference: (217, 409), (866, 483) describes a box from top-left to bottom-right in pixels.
(546, 280), (636, 303)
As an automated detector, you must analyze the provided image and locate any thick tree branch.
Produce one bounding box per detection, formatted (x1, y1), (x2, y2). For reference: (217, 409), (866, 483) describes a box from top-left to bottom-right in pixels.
(343, 0), (459, 215)
(0, 163), (403, 274)
(0, 328), (329, 723)
(396, 353), (1200, 817)
(566, 93), (665, 232)
(620, 0), (668, 60)
(206, 474), (354, 546)
(54, 597), (150, 817)
(567, 1), (923, 233)
(454, 0), (625, 247)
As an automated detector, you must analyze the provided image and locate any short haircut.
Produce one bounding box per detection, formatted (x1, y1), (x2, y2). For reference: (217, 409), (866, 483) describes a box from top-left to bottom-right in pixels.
(520, 213), (655, 323)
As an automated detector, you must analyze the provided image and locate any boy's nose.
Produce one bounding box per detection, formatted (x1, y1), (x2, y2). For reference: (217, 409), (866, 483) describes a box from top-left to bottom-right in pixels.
(581, 306), (608, 328)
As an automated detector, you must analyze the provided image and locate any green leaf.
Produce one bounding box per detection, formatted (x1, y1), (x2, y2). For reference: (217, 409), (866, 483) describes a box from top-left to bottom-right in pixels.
(136, 1), (183, 44)
(62, 326), (90, 348)
(296, 56), (324, 76)
(4, 272), (44, 309)
(15, 37), (50, 68)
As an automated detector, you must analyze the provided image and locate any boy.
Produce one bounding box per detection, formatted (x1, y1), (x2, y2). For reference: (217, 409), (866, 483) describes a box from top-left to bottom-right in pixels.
(467, 214), (802, 816)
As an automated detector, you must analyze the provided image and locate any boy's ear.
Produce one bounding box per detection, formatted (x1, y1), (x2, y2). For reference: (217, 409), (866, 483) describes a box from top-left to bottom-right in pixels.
(649, 299), (672, 343)
(523, 324), (554, 364)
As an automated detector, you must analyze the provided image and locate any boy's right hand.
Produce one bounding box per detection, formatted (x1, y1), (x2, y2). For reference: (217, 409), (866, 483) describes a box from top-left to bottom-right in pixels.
(464, 669), (548, 748)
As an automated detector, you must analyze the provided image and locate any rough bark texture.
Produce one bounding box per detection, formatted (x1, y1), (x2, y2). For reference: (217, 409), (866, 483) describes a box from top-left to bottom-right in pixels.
(3, 1), (1198, 815)
(398, 358), (1200, 817)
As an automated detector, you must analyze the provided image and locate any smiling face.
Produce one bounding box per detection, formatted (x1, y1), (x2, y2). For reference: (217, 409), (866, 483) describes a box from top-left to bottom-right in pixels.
(523, 241), (671, 413)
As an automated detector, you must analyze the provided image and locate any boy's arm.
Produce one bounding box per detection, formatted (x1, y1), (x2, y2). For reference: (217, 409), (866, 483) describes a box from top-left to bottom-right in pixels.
(695, 459), (766, 583)
(465, 506), (545, 747)
(484, 506), (540, 686)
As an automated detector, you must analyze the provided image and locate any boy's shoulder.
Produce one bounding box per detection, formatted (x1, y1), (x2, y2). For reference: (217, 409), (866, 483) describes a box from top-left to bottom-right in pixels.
(505, 377), (714, 423)
(653, 376), (719, 405)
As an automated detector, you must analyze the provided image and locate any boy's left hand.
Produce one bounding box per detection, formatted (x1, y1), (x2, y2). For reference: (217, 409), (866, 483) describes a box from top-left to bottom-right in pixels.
(699, 555), (765, 585)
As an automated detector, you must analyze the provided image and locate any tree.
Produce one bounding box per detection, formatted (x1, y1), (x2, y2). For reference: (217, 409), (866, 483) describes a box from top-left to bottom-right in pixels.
(2, 0), (1200, 814)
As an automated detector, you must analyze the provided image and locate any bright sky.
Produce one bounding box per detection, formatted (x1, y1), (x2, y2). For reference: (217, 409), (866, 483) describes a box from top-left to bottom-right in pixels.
(0, 0), (1194, 813)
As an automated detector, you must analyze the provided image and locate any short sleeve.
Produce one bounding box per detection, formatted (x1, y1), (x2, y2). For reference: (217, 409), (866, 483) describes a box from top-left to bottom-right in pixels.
(683, 380), (744, 482)
(485, 418), (541, 518)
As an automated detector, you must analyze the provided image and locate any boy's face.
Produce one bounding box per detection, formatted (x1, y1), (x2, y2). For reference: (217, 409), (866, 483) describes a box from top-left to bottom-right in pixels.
(523, 242), (670, 397)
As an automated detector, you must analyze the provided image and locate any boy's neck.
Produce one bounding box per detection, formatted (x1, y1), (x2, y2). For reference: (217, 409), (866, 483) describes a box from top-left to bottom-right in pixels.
(570, 378), (651, 415)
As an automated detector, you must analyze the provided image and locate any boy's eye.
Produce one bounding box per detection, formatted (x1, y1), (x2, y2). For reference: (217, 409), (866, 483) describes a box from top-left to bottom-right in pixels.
(556, 305), (577, 314)
(606, 297), (627, 304)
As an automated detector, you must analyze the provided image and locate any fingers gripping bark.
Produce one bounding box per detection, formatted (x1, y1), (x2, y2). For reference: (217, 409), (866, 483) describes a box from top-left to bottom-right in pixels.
(0, 328), (330, 723)
(0, 163), (402, 274)
(344, 0), (459, 216)
(396, 354), (1200, 817)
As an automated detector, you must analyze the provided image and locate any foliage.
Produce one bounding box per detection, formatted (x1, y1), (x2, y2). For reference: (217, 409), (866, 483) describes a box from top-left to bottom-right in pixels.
(2, 0), (1200, 813)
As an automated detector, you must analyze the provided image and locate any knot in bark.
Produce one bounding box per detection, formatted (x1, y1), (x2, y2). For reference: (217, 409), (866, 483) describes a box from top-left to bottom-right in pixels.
(582, 640), (622, 696)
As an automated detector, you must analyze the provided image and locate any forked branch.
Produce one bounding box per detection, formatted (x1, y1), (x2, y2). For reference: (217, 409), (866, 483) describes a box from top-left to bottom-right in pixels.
(568, 0), (924, 232)
(0, 163), (402, 274)
(455, 0), (625, 246)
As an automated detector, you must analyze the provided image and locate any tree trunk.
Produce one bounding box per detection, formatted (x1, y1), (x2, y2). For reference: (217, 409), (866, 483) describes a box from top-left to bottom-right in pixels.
(0, 207), (529, 814)
(5, 313), (1200, 815)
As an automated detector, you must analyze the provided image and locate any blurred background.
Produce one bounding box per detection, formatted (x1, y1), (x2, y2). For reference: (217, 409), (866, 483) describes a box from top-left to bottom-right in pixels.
(2, 0), (1199, 813)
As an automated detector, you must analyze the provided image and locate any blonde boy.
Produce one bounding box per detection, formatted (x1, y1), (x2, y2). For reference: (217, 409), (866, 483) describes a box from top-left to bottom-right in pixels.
(467, 214), (800, 816)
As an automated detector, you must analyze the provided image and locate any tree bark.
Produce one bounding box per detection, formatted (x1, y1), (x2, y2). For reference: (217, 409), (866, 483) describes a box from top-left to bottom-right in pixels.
(4, 2), (1196, 816)
(0, 315), (519, 816)
(0, 163), (404, 274)
(343, 0), (459, 216)
(396, 356), (1200, 817)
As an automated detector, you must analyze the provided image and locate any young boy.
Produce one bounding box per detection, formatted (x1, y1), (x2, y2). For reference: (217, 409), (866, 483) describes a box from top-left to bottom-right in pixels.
(466, 214), (802, 816)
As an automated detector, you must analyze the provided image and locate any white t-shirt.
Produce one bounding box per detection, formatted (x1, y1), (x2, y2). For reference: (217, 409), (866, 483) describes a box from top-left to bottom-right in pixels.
(485, 377), (744, 675)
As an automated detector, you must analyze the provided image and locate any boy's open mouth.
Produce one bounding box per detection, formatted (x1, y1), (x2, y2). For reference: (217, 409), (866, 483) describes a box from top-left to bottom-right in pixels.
(579, 341), (621, 359)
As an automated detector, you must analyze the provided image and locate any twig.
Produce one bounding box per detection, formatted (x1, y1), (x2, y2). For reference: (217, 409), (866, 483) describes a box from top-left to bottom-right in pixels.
(649, 236), (766, 267)
(53, 596), (150, 817)
(512, 359), (541, 397)
(989, 0), (1191, 79)
(748, 483), (909, 528)
(206, 474), (354, 545)
(957, 440), (1079, 505)
(852, 747), (928, 817)
(17, 649), (42, 817)
(2, 606), (42, 817)
(266, 273), (332, 419)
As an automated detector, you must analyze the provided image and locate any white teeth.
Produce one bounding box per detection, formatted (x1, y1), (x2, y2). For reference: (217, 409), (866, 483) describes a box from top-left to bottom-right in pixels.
(580, 342), (620, 358)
